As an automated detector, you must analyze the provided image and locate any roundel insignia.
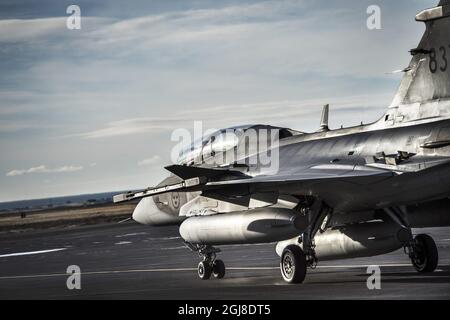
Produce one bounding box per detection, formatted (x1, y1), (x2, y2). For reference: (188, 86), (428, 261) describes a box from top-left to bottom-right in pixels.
(171, 192), (180, 209)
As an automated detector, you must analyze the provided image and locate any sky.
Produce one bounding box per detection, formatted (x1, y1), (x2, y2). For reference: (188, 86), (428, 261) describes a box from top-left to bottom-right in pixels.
(0, 0), (438, 202)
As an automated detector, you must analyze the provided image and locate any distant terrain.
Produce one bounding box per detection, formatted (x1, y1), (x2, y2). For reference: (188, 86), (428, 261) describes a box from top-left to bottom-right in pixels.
(0, 192), (137, 233)
(0, 191), (124, 214)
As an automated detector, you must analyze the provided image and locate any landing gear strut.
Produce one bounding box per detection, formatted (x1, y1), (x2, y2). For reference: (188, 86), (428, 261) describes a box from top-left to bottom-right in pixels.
(185, 242), (226, 280)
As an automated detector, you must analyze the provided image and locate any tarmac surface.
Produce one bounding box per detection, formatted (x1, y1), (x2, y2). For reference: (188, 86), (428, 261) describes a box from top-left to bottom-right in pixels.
(0, 222), (450, 299)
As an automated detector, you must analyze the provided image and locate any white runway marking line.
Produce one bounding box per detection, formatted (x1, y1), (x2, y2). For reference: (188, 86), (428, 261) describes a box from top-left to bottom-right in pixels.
(115, 232), (147, 238)
(146, 236), (181, 241)
(0, 268), (197, 280)
(160, 246), (187, 250)
(1, 263), (444, 281)
(114, 241), (132, 245)
(316, 263), (413, 268)
(229, 263), (415, 269)
(0, 248), (67, 258)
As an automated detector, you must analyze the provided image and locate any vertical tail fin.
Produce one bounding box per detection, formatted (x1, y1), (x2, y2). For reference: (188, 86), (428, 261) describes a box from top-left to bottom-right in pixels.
(391, 0), (450, 107)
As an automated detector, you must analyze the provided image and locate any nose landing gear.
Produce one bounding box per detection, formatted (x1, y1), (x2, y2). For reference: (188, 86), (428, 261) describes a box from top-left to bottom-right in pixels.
(185, 242), (226, 280)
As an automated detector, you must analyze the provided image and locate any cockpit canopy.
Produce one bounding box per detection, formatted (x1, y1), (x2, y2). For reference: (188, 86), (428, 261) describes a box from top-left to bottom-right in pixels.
(177, 124), (302, 166)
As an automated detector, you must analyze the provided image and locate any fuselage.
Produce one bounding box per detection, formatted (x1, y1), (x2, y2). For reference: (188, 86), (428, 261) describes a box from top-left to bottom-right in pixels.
(257, 117), (450, 213)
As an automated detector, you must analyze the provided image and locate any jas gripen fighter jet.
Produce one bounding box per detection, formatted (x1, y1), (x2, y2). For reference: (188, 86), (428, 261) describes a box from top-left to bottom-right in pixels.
(115, 1), (450, 283)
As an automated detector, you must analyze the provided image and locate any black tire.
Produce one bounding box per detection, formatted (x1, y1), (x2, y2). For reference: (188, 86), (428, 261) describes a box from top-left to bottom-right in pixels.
(411, 234), (438, 273)
(198, 261), (212, 280)
(280, 245), (307, 284)
(212, 259), (226, 279)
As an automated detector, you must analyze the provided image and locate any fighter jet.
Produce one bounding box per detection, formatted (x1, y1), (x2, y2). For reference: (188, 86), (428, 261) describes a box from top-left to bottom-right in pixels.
(115, 0), (450, 283)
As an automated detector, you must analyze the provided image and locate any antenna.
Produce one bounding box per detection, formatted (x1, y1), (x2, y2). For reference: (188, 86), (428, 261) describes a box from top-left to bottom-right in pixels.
(318, 104), (330, 132)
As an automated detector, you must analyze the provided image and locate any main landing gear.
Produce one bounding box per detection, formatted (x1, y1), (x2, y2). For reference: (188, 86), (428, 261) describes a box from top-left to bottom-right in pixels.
(385, 207), (439, 273)
(280, 200), (328, 284)
(406, 234), (439, 273)
(280, 238), (318, 284)
(185, 242), (226, 280)
(280, 245), (307, 283)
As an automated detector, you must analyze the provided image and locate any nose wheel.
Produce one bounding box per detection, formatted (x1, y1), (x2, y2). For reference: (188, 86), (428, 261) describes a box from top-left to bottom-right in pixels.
(212, 259), (226, 279)
(197, 259), (226, 280)
(197, 261), (212, 280)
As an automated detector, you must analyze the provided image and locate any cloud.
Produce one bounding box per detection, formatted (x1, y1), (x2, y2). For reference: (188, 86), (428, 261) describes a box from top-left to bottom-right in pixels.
(138, 155), (161, 166)
(0, 18), (65, 42)
(1, 1), (414, 136)
(73, 93), (390, 139)
(6, 165), (84, 177)
(0, 17), (112, 43)
(70, 118), (188, 139)
(0, 119), (57, 133)
(0, 0), (435, 201)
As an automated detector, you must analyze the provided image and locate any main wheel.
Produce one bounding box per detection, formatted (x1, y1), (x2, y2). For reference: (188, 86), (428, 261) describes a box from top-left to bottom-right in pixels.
(198, 261), (212, 280)
(280, 245), (307, 284)
(411, 234), (438, 273)
(212, 259), (226, 279)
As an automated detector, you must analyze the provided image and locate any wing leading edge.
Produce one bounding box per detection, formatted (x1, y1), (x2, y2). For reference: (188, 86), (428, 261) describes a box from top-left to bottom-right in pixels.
(113, 164), (395, 203)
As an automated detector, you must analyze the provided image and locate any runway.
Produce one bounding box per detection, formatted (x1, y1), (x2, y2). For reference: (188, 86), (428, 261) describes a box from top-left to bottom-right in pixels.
(0, 222), (450, 299)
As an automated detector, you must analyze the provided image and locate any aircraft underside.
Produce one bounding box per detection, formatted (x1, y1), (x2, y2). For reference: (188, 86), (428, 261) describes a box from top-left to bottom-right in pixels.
(128, 170), (450, 283)
(120, 127), (450, 283)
